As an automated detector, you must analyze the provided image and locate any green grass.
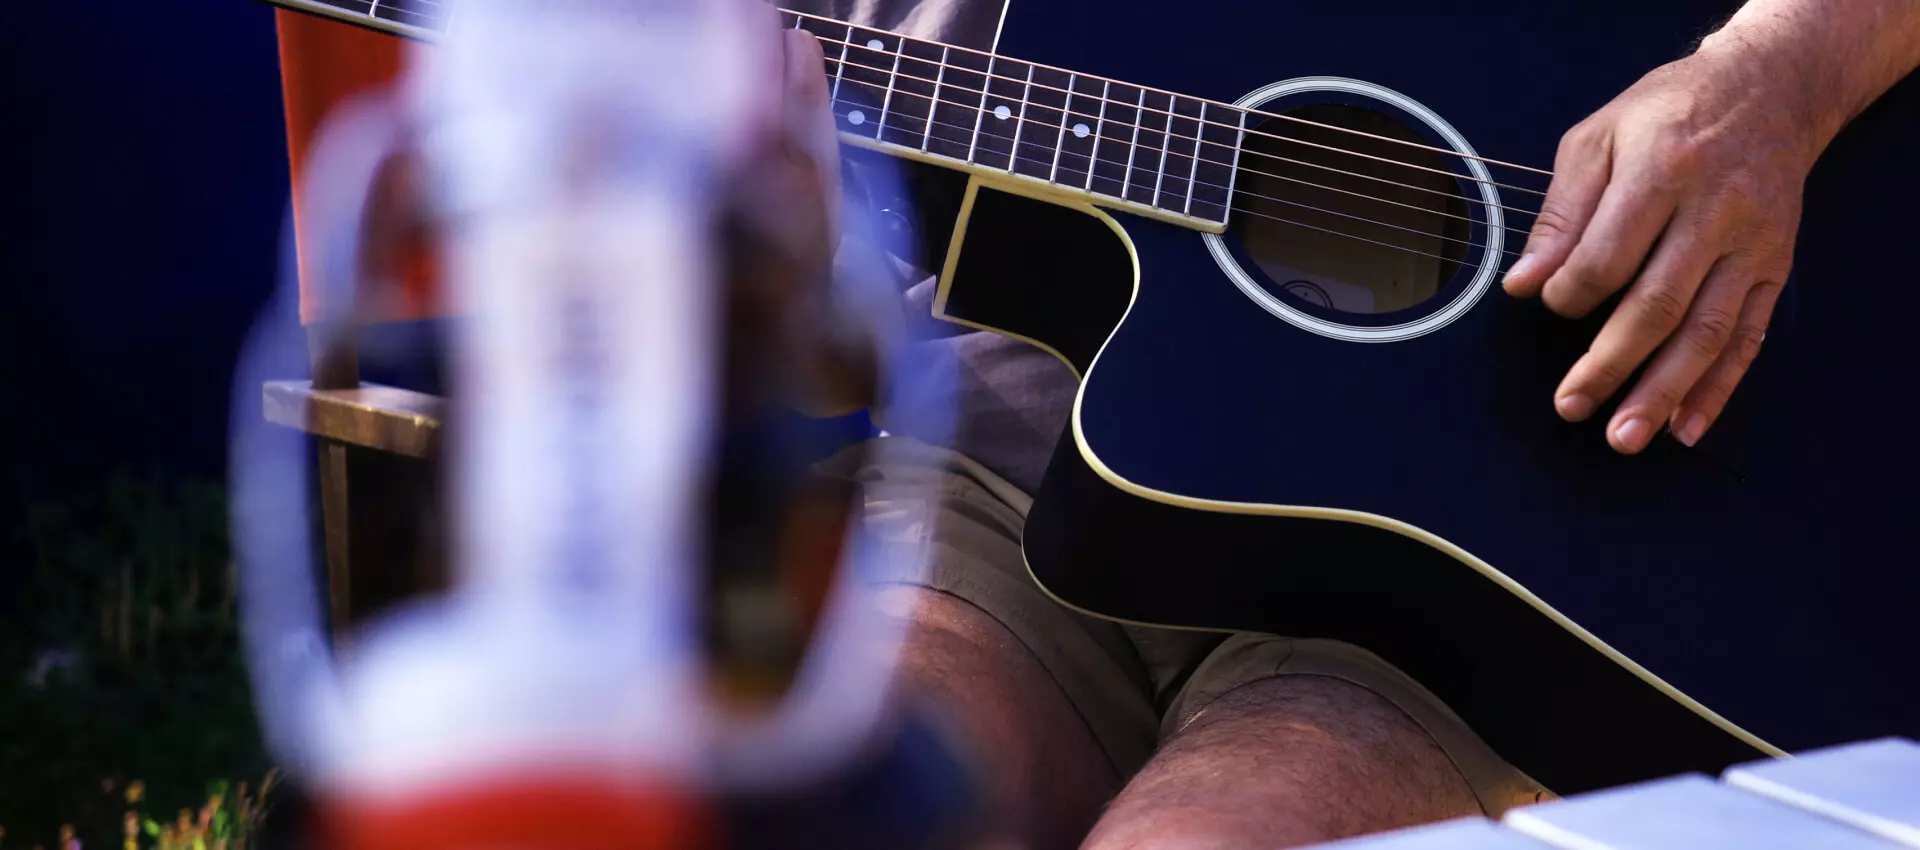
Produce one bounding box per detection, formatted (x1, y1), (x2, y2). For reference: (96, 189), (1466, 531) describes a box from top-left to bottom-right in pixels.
(1, 472), (275, 849)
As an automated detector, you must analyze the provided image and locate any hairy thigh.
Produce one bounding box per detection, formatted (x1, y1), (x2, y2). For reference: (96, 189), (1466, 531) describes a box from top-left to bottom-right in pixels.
(1082, 674), (1480, 850)
(878, 586), (1120, 850)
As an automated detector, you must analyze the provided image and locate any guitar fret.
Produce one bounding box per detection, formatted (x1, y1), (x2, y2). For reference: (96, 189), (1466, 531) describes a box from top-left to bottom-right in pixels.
(876, 37), (906, 135)
(1150, 93), (1171, 208)
(1084, 80), (1110, 193)
(1220, 109), (1249, 221)
(966, 56), (995, 166)
(1008, 64), (1037, 174)
(1047, 73), (1077, 183)
(1123, 87), (1146, 201)
(830, 25), (852, 104)
(1183, 102), (1206, 215)
(921, 46), (950, 153)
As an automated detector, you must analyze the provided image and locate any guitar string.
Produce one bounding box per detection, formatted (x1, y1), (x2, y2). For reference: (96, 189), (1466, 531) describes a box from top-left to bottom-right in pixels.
(820, 55), (1544, 220)
(785, 8), (1554, 180)
(1232, 190), (1523, 258)
(336, 6), (1511, 273)
(835, 111), (1521, 268)
(823, 61), (1544, 229)
(340, 3), (1538, 238)
(1236, 206), (1506, 265)
(1240, 165), (1534, 238)
(832, 97), (1537, 245)
(333, 2), (1555, 187)
(1230, 190), (1521, 258)
(810, 32), (1547, 197)
(832, 106), (1525, 262)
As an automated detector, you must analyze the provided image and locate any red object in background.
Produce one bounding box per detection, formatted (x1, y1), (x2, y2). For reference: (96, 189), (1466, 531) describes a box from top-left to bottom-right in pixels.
(277, 9), (440, 326)
(321, 780), (712, 850)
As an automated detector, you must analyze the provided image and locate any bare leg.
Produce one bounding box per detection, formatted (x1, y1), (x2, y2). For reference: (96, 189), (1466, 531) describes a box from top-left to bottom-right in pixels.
(877, 586), (1122, 850)
(1080, 675), (1481, 850)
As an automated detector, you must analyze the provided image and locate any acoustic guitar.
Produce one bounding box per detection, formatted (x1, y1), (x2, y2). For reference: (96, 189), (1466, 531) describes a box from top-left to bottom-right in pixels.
(255, 0), (1920, 796)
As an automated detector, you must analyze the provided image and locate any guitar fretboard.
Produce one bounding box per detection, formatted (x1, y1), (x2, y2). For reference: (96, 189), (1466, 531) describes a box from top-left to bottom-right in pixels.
(788, 11), (1243, 228)
(260, 0), (1248, 230)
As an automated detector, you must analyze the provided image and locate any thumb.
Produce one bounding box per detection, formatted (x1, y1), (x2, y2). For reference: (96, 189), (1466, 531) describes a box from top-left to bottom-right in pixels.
(783, 30), (842, 248)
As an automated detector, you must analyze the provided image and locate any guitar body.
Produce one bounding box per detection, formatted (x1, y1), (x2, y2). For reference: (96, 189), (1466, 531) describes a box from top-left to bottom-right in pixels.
(931, 0), (1920, 795)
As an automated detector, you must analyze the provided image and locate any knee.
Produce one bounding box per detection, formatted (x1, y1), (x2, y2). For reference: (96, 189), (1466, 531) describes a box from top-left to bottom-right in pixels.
(1080, 676), (1480, 850)
(1081, 810), (1338, 850)
(1182, 674), (1433, 756)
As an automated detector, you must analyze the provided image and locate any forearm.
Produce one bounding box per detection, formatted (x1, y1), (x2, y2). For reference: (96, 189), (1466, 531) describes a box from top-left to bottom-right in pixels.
(1700, 0), (1920, 145)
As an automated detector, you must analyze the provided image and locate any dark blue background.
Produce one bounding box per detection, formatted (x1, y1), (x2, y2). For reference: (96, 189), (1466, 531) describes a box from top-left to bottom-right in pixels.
(1, 0), (292, 494)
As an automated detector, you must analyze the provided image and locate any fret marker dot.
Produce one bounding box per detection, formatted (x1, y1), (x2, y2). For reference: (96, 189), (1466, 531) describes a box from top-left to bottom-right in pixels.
(1073, 123), (1091, 138)
(867, 38), (885, 50)
(847, 110), (867, 126)
(994, 105), (1012, 121)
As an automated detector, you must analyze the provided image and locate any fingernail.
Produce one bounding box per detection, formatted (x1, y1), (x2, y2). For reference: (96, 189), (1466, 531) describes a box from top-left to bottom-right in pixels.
(1502, 254), (1537, 289)
(1555, 393), (1595, 422)
(1677, 412), (1708, 447)
(1613, 417), (1652, 452)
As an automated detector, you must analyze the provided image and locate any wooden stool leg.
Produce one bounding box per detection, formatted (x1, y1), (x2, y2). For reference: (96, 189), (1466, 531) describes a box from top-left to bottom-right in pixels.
(310, 322), (361, 641)
(311, 432), (442, 637)
(317, 440), (354, 639)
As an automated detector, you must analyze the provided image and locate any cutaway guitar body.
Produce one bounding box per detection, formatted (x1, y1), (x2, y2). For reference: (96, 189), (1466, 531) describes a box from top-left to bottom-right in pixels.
(935, 178), (1768, 798)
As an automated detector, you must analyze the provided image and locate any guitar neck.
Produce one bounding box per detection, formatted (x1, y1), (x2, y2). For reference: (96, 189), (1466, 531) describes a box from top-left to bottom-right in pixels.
(267, 0), (445, 40)
(257, 0), (1246, 231)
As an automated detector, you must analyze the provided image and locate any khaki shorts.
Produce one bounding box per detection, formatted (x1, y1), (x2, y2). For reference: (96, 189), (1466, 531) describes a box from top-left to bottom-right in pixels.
(821, 437), (1550, 817)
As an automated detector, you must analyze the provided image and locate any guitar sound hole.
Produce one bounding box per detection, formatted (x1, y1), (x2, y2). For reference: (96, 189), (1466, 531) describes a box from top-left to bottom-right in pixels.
(1231, 104), (1472, 317)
